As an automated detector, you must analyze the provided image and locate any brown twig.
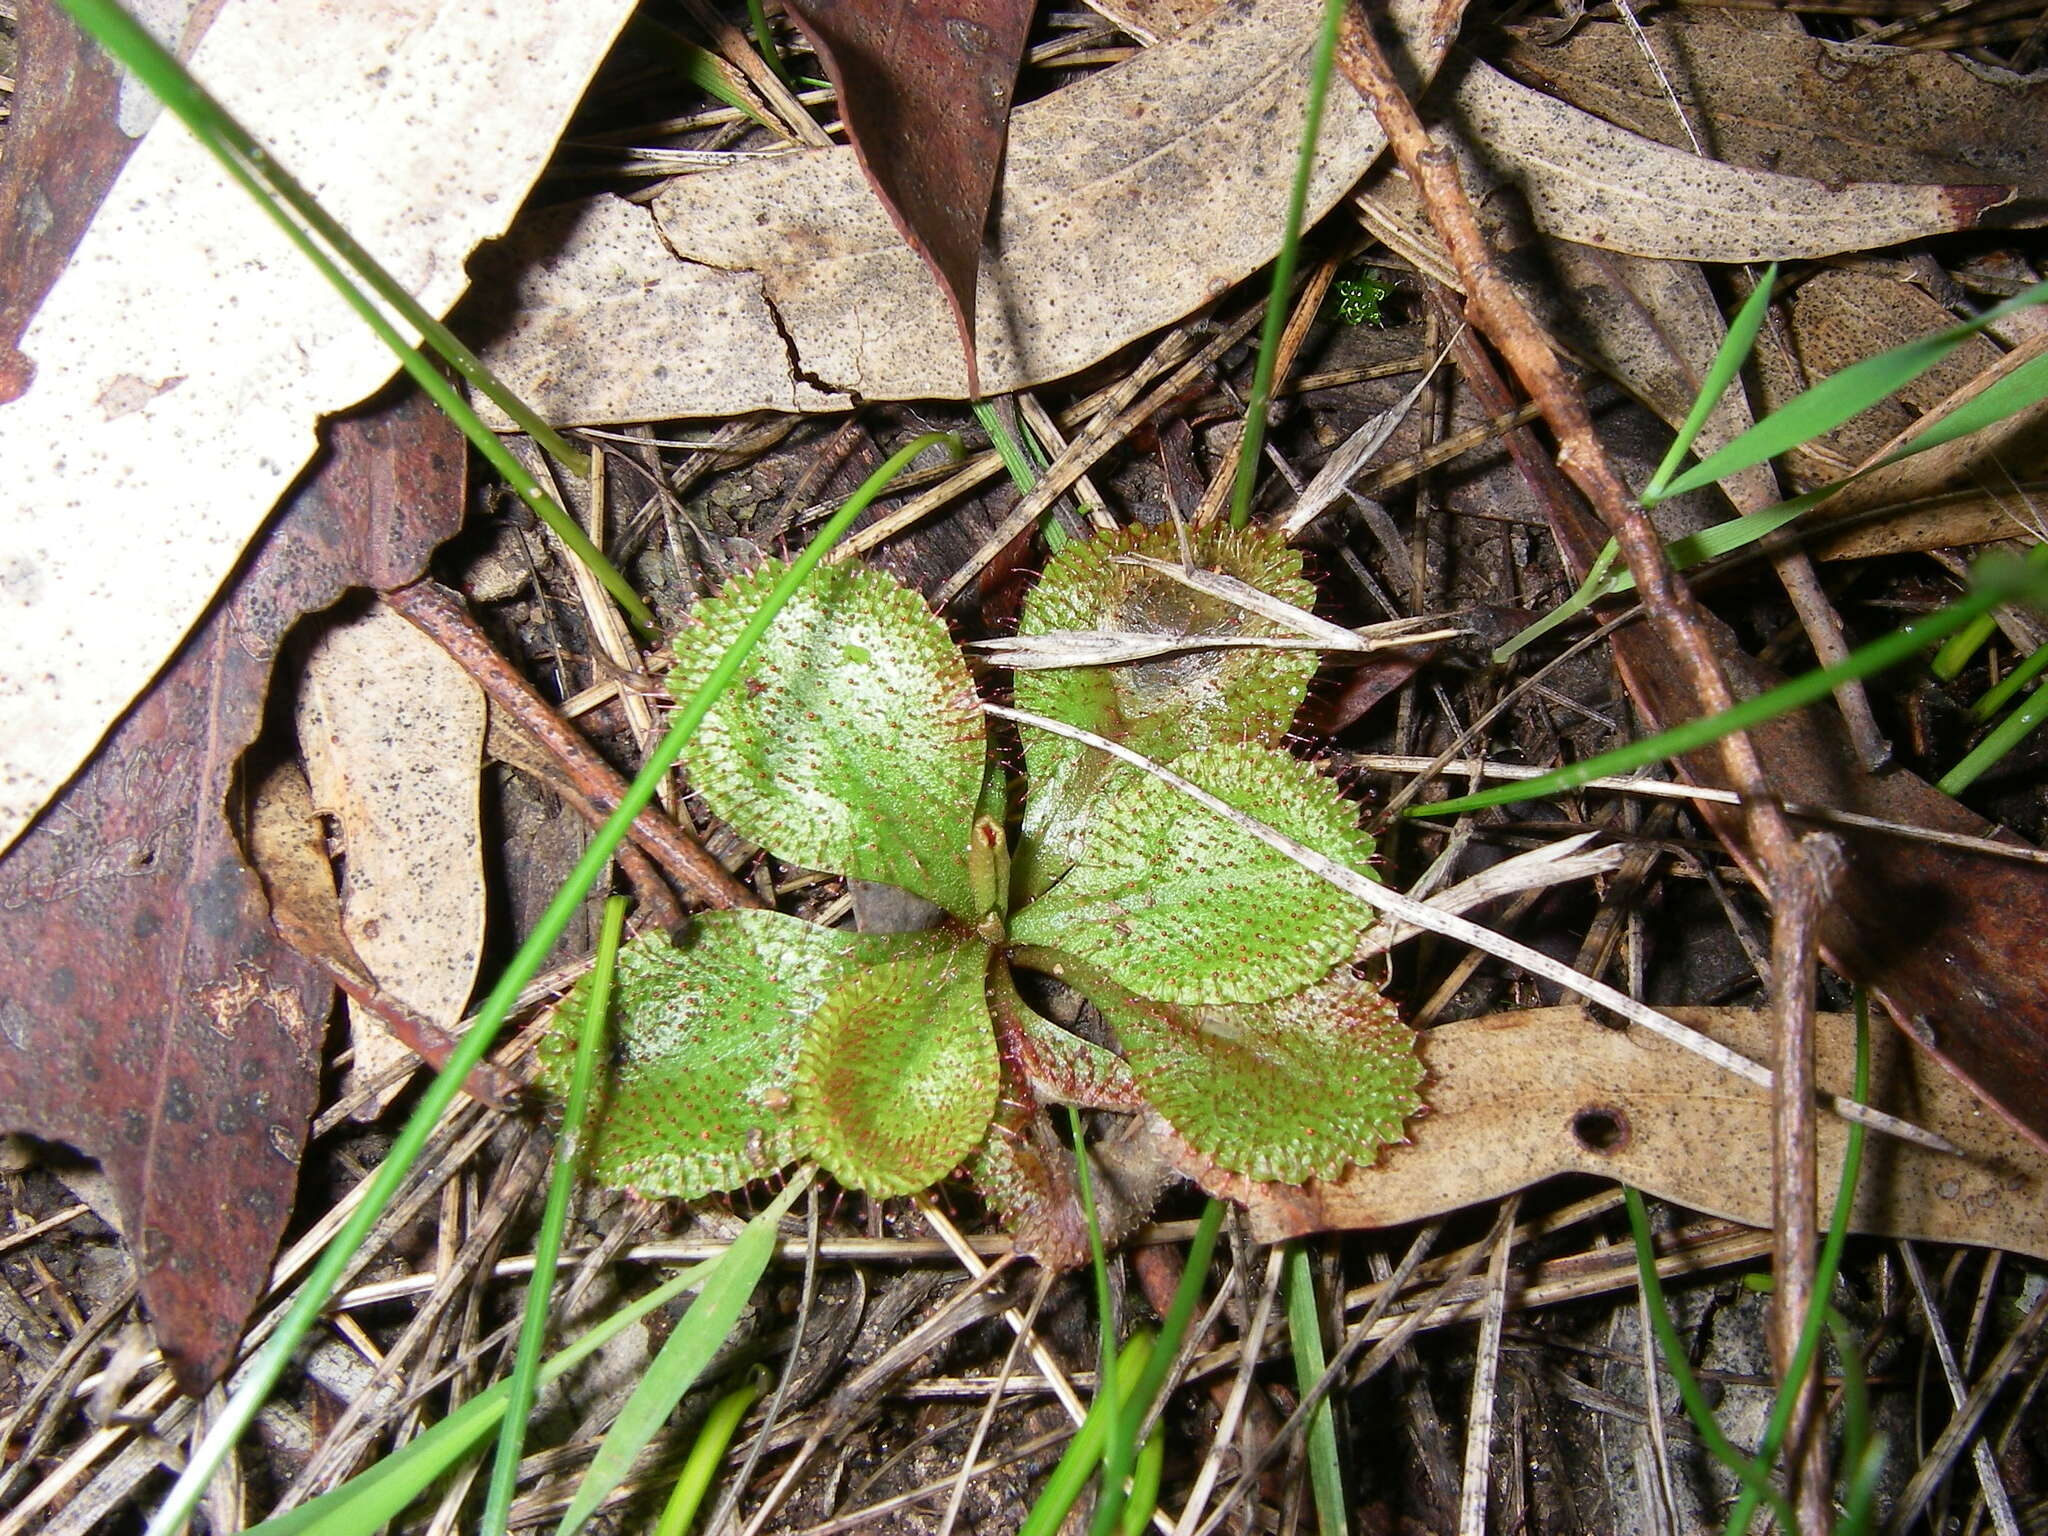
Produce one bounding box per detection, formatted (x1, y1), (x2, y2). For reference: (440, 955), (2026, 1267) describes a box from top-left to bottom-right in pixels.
(1332, 2), (1828, 1499)
(383, 579), (761, 912)
(1770, 834), (1841, 1528)
(1332, 5), (1793, 866)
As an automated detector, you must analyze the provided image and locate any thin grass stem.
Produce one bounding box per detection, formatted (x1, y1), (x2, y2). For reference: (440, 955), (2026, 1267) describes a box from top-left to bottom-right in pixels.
(1226, 0), (1344, 530)
(1071, 1106), (1130, 1536)
(480, 895), (628, 1536)
(654, 1363), (771, 1536)
(1282, 1243), (1345, 1536)
(1970, 638), (2048, 722)
(745, 0), (796, 85)
(1121, 1424), (1165, 1536)
(1018, 1332), (1156, 1536)
(1623, 1188), (1793, 1530)
(1640, 265), (1780, 506)
(1720, 991), (1873, 1535)
(1942, 677), (2048, 796)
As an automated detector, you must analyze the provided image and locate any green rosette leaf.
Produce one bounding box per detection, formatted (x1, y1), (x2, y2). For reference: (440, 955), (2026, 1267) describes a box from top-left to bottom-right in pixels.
(537, 911), (944, 1199)
(670, 559), (986, 918)
(794, 941), (999, 1196)
(1013, 524), (1319, 895)
(1009, 742), (1377, 1006)
(1093, 971), (1421, 1184)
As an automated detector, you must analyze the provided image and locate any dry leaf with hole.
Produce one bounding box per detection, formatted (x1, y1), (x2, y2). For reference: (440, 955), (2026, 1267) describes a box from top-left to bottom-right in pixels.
(1535, 438), (2048, 1154)
(296, 604), (486, 1112)
(0, 0), (638, 856)
(473, 0), (1445, 421)
(1234, 1007), (2048, 1263)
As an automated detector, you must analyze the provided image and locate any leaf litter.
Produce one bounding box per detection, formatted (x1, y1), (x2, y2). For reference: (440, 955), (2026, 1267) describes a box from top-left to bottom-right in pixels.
(13, 0), (2048, 1527)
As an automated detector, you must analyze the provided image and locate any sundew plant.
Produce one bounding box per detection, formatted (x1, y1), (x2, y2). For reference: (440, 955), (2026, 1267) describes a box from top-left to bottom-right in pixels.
(541, 523), (1423, 1255)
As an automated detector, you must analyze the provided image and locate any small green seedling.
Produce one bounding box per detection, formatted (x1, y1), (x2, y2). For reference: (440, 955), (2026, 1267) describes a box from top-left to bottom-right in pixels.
(542, 524), (1423, 1253)
(1334, 269), (1397, 328)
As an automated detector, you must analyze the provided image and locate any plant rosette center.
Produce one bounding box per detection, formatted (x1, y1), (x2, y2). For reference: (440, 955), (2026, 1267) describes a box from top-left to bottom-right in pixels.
(540, 524), (1423, 1261)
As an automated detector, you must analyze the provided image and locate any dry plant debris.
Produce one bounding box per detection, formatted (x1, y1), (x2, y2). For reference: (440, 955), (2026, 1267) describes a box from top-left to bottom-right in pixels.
(0, 0), (641, 857)
(4, 0), (2048, 1528)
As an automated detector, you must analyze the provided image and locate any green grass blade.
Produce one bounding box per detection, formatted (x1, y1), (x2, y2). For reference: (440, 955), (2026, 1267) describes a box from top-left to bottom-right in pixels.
(555, 1172), (811, 1536)
(1931, 610), (2003, 681)
(1072, 1107), (1131, 1536)
(1019, 1204), (1223, 1536)
(1493, 486), (1840, 661)
(1934, 541), (2048, 680)
(1506, 324), (2048, 662)
(1940, 677), (2048, 796)
(238, 1258), (716, 1536)
(1836, 1433), (1891, 1536)
(1282, 1243), (1344, 1536)
(1018, 1331), (1156, 1536)
(744, 0), (796, 85)
(654, 1365), (771, 1536)
(638, 20), (773, 125)
(1227, 0), (1344, 530)
(974, 400), (1040, 496)
(481, 895), (629, 1536)
(1655, 279), (2048, 502)
(1624, 1187), (1792, 1530)
(145, 433), (955, 1536)
(1885, 340), (2048, 463)
(1492, 540), (1624, 662)
(1641, 265), (1779, 506)
(1119, 1422), (1165, 1536)
(1970, 637), (2048, 722)
(1413, 555), (2048, 819)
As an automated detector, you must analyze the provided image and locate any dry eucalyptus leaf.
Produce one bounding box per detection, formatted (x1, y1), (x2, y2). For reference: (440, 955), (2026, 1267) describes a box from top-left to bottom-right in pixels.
(1238, 1006), (2048, 1263)
(1355, 62), (2007, 282)
(1448, 59), (2008, 263)
(1810, 483), (2048, 562)
(1500, 14), (2048, 225)
(474, 0), (1444, 421)
(296, 604), (486, 1105)
(0, 0), (638, 856)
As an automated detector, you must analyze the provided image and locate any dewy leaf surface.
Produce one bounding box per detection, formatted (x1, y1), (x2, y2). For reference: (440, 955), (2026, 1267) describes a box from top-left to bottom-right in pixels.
(1010, 742), (1377, 1005)
(538, 911), (944, 1199)
(671, 559), (985, 919)
(795, 942), (999, 1196)
(1094, 971), (1420, 1184)
(1015, 524), (1318, 895)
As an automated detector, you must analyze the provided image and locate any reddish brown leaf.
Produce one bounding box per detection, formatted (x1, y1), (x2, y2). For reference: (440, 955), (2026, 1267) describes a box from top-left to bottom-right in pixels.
(0, 389), (464, 1393)
(782, 0), (1036, 397)
(0, 0), (138, 403)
